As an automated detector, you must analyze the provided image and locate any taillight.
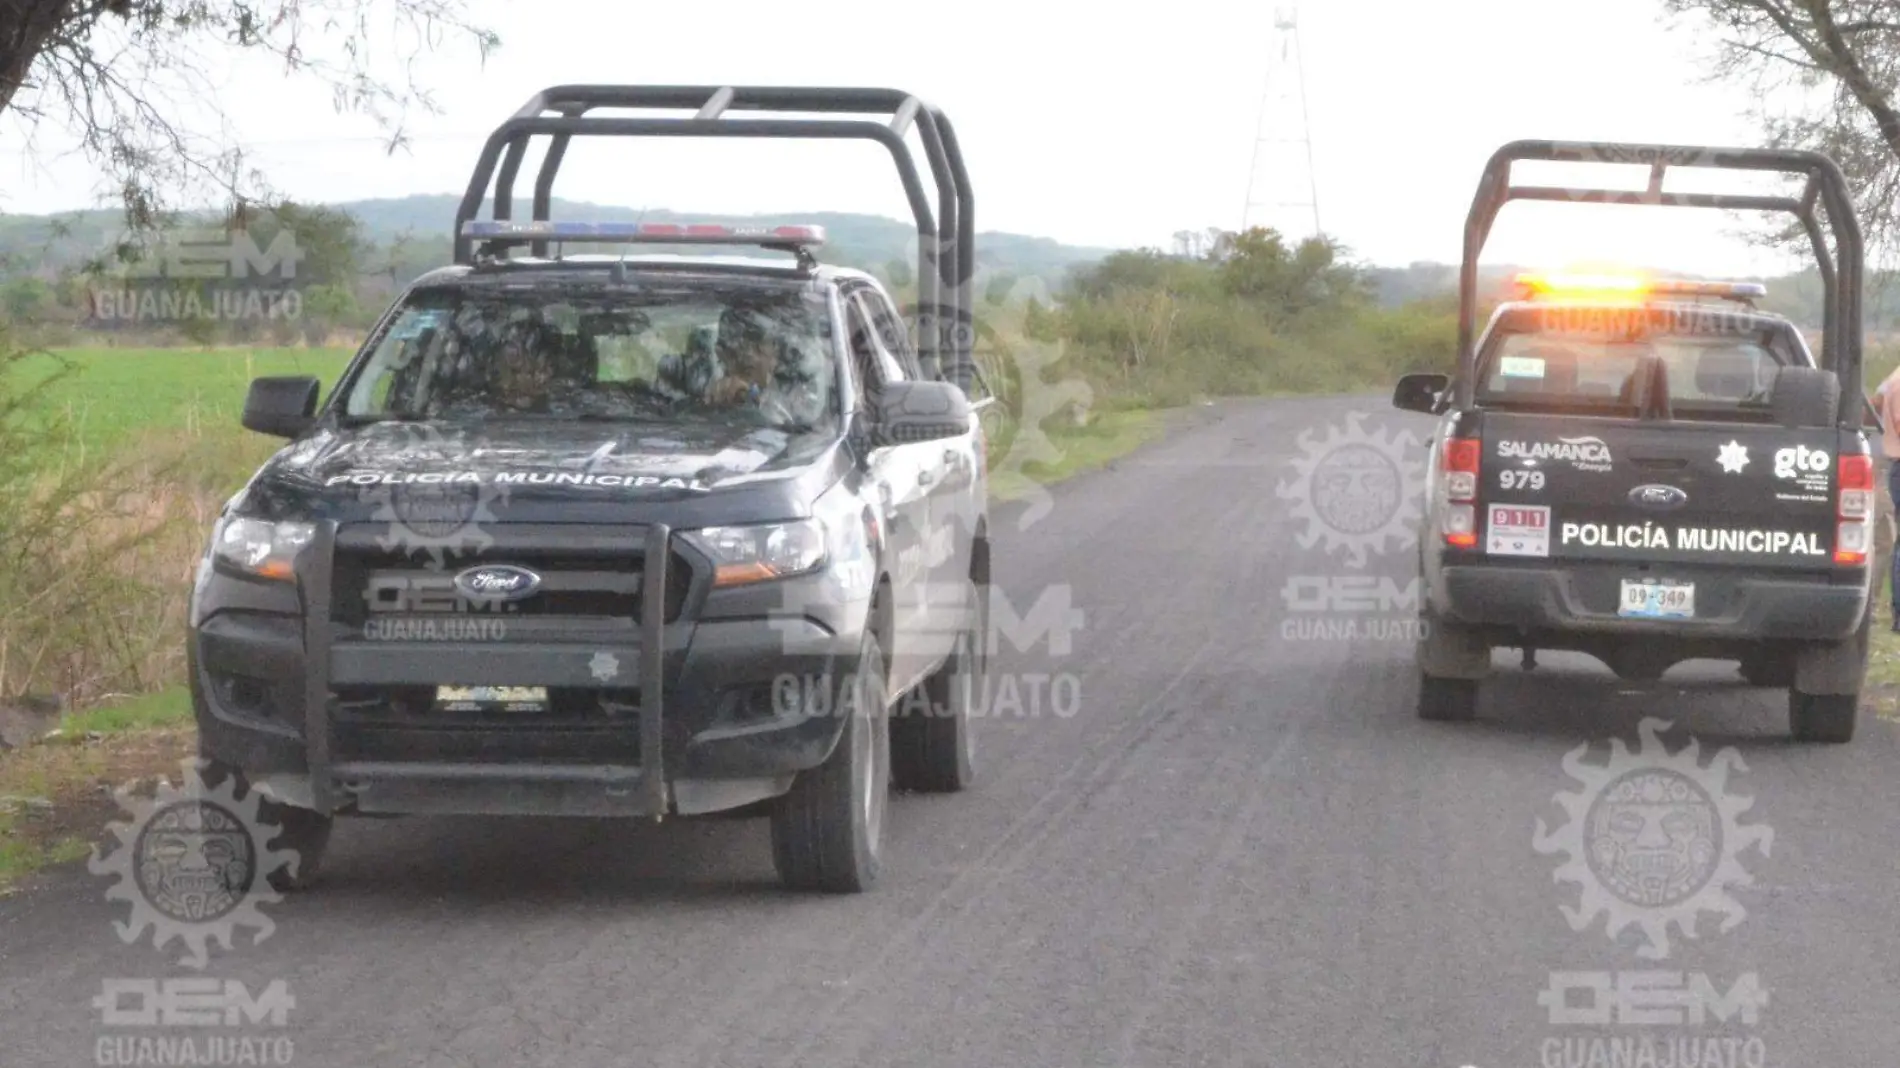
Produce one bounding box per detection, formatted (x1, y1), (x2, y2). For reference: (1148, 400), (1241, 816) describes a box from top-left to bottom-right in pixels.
(1442, 437), (1480, 548)
(1835, 453), (1873, 565)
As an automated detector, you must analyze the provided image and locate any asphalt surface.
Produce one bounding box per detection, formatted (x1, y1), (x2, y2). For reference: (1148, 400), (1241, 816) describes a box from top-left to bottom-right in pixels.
(6, 393), (1900, 1067)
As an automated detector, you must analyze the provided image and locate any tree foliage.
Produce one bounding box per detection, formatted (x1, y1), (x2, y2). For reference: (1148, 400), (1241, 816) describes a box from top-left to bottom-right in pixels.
(1664, 0), (1900, 255)
(1, 1), (498, 234)
(1045, 227), (1452, 402)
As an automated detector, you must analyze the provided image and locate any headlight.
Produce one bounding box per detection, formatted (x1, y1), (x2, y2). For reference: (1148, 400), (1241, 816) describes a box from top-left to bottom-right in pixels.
(213, 517), (315, 581)
(683, 519), (828, 587)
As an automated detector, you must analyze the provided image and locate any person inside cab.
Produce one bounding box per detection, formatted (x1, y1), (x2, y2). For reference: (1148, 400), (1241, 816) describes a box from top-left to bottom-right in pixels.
(699, 306), (828, 429)
(490, 318), (559, 414)
(706, 307), (779, 407)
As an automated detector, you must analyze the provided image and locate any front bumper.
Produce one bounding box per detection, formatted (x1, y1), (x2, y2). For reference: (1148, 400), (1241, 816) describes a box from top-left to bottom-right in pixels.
(1435, 561), (1869, 643)
(192, 521), (869, 818)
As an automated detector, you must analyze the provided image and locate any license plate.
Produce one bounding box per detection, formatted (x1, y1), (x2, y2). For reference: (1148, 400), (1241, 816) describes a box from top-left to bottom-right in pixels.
(434, 685), (548, 712)
(1618, 579), (1694, 619)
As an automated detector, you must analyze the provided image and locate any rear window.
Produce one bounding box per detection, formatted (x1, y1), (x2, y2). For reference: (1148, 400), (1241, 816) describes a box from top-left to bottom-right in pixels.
(1475, 319), (1792, 416)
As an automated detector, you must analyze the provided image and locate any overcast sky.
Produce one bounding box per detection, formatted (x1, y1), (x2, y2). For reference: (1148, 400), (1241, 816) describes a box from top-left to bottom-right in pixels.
(0, 0), (1830, 276)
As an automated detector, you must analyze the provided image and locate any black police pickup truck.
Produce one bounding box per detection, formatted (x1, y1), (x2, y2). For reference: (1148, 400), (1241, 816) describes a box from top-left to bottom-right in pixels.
(1393, 141), (1876, 742)
(190, 86), (991, 892)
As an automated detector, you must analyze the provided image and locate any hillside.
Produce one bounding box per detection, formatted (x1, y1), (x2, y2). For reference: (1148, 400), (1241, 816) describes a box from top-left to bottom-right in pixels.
(0, 196), (1114, 293)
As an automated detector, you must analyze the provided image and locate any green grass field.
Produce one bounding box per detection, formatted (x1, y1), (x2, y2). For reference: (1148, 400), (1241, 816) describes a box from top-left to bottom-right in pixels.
(21, 346), (352, 451)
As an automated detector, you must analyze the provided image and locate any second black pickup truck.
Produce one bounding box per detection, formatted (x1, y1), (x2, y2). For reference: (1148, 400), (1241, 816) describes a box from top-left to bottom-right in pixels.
(1393, 141), (1875, 742)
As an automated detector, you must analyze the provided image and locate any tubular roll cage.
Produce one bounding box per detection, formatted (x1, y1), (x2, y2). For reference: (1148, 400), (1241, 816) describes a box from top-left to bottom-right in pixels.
(451, 85), (977, 392)
(1458, 141), (1867, 426)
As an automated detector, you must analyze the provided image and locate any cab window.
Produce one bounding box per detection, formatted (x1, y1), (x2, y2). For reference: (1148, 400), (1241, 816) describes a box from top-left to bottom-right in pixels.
(1476, 323), (1787, 417)
(845, 290), (908, 387)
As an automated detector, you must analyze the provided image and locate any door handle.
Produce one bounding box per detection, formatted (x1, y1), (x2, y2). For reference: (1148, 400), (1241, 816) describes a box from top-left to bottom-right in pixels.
(919, 469), (935, 486)
(943, 448), (958, 463)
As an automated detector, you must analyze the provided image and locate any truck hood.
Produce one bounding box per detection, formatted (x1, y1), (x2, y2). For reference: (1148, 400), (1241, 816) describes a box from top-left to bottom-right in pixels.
(236, 417), (845, 525)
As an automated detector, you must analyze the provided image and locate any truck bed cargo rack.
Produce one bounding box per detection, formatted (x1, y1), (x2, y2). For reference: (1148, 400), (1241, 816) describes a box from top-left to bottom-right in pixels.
(451, 85), (975, 391)
(1458, 141), (1866, 426)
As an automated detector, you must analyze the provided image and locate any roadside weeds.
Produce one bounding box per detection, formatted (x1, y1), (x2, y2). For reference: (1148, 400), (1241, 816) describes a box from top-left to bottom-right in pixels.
(0, 688), (194, 894)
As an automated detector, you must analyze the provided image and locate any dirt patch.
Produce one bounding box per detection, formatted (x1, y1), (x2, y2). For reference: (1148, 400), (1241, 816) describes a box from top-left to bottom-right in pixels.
(0, 728), (197, 893)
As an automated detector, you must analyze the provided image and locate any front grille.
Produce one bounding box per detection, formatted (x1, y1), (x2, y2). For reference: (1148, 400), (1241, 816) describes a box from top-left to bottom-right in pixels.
(329, 536), (694, 630)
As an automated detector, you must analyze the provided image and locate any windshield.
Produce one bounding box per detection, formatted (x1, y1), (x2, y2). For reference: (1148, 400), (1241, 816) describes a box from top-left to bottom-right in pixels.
(1476, 324), (1789, 415)
(340, 281), (840, 432)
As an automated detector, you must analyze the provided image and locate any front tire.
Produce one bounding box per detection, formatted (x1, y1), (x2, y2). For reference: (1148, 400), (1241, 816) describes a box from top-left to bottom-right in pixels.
(260, 801), (334, 892)
(891, 578), (986, 793)
(195, 757), (333, 893)
(771, 632), (891, 892)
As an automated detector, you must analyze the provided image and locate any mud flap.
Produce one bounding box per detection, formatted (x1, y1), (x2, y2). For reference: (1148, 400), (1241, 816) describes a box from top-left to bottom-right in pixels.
(1417, 603), (1491, 679)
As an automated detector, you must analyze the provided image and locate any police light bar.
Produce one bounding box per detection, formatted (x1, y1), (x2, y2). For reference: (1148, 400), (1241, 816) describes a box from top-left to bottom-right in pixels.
(1648, 279), (1768, 299)
(459, 220), (827, 247)
(1514, 272), (1766, 302)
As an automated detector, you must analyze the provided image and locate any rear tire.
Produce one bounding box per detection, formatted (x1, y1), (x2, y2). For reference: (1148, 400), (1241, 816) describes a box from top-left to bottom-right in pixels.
(771, 632), (890, 892)
(1417, 675), (1479, 722)
(1414, 597), (1483, 721)
(1788, 605), (1870, 744)
(891, 578), (985, 793)
(1790, 691), (1859, 744)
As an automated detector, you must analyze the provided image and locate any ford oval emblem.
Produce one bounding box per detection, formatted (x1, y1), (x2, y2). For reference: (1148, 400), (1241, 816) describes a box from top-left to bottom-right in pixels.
(1628, 483), (1688, 511)
(453, 564), (542, 603)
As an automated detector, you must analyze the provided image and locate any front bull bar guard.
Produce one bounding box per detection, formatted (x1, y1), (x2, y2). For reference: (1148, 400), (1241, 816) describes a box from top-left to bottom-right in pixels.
(298, 520), (673, 817)
(1456, 141), (1867, 427)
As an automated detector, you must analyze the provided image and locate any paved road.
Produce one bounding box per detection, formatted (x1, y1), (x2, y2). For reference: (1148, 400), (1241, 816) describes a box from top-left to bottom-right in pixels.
(6, 394), (1899, 1068)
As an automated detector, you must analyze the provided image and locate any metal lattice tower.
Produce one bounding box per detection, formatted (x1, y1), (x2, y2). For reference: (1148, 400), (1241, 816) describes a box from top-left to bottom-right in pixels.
(1241, 5), (1321, 240)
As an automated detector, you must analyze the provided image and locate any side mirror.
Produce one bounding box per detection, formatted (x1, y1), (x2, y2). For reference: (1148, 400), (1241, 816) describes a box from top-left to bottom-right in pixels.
(1393, 372), (1450, 415)
(242, 375), (320, 439)
(868, 379), (972, 446)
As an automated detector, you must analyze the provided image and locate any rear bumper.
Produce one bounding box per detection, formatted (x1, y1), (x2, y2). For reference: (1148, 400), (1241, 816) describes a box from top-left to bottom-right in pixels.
(1436, 562), (1869, 642)
(191, 521), (869, 818)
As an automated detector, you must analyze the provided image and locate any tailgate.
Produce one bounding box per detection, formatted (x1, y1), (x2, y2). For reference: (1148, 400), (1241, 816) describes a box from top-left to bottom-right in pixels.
(1477, 414), (1838, 572)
